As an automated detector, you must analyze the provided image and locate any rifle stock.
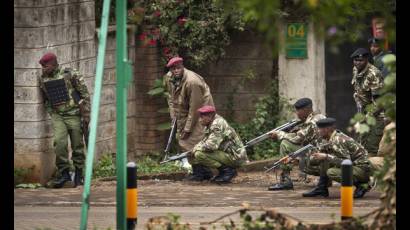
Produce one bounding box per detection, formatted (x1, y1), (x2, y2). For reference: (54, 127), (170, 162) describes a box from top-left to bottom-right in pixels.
(160, 150), (191, 164)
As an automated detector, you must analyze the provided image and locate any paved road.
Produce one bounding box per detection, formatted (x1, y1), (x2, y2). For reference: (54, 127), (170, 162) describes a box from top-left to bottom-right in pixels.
(14, 172), (381, 229)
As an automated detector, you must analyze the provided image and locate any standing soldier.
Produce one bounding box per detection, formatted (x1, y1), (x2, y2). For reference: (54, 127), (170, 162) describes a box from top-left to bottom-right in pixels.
(350, 48), (385, 155)
(268, 98), (326, 190)
(164, 56), (215, 179)
(302, 118), (371, 198)
(38, 52), (90, 188)
(189, 105), (248, 183)
(368, 37), (390, 78)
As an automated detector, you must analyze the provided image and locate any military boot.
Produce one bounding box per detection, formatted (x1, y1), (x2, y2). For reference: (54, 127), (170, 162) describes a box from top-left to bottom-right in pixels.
(302, 176), (329, 197)
(214, 166), (237, 184)
(354, 182), (370, 198)
(47, 169), (74, 189)
(268, 171), (293, 191)
(74, 167), (84, 187)
(186, 165), (213, 181)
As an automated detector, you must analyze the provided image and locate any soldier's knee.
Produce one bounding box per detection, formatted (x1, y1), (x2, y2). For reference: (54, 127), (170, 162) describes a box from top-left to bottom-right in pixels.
(193, 151), (207, 161)
(326, 168), (341, 180)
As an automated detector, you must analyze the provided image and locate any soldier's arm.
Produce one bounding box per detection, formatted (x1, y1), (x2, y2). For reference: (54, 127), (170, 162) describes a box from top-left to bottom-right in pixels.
(71, 70), (90, 104)
(276, 123), (311, 144)
(201, 126), (225, 152)
(184, 82), (203, 133)
(366, 70), (384, 95)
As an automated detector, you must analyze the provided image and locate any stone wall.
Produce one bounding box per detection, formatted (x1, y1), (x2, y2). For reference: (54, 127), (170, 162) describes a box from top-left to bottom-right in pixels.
(94, 26), (137, 160)
(198, 29), (276, 123)
(14, 0), (96, 184)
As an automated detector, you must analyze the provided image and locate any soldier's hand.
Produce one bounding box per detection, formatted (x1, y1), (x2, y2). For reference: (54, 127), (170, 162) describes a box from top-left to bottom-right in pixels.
(311, 152), (327, 160)
(180, 131), (191, 140)
(270, 131), (278, 140)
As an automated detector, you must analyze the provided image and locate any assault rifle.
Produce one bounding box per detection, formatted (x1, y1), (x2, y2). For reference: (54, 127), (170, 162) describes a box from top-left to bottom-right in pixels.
(160, 150), (191, 164)
(243, 119), (302, 149)
(264, 144), (315, 173)
(163, 118), (177, 161)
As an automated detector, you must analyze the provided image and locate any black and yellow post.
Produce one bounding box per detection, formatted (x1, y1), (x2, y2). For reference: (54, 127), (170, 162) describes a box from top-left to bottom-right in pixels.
(127, 162), (138, 229)
(341, 159), (353, 220)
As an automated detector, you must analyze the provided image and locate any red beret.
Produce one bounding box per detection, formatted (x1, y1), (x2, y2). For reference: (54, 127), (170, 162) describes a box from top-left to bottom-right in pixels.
(166, 57), (183, 68)
(198, 105), (216, 114)
(39, 52), (57, 65)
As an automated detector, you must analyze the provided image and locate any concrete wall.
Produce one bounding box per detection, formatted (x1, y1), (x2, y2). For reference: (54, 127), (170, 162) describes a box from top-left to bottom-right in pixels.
(14, 0), (96, 184)
(198, 29), (276, 122)
(278, 22), (326, 114)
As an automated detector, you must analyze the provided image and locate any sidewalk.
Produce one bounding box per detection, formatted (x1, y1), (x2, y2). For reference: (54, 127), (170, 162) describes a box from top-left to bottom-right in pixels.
(14, 172), (381, 229)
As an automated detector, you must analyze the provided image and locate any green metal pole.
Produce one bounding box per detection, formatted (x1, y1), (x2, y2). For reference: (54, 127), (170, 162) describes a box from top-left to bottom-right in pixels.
(79, 0), (111, 229)
(116, 0), (131, 229)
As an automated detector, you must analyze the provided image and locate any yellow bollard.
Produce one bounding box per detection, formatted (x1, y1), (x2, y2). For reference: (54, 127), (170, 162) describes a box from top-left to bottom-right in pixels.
(341, 159), (353, 220)
(127, 162), (138, 229)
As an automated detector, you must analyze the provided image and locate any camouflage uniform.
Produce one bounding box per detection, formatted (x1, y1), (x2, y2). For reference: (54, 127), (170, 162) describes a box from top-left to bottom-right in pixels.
(372, 51), (390, 78)
(191, 114), (248, 169)
(352, 63), (385, 155)
(39, 67), (90, 177)
(310, 130), (371, 184)
(276, 111), (326, 173)
(164, 68), (214, 152)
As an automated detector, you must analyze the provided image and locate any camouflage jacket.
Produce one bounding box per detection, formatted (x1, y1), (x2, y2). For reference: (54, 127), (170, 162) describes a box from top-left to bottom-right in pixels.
(276, 111), (326, 146)
(39, 67), (90, 116)
(319, 130), (370, 167)
(351, 63), (384, 108)
(193, 114), (248, 162)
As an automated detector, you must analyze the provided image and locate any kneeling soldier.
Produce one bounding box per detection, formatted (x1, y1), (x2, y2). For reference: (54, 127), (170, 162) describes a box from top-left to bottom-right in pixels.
(188, 105), (248, 183)
(302, 118), (371, 198)
(268, 98), (326, 190)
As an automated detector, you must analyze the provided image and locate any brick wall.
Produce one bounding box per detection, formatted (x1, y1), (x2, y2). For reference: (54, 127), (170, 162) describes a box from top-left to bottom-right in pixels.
(14, 0), (96, 183)
(198, 29), (276, 123)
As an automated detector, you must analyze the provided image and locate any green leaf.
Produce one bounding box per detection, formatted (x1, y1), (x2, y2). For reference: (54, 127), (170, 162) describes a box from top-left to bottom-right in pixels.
(147, 87), (164, 96)
(358, 123), (370, 134)
(366, 116), (376, 126)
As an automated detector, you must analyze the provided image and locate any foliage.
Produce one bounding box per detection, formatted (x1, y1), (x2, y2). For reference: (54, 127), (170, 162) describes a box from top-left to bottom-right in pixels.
(93, 153), (117, 179)
(15, 183), (43, 189)
(137, 155), (186, 175)
(222, 0), (395, 56)
(95, 0), (135, 27)
(130, 0), (245, 69)
(230, 80), (294, 160)
(14, 167), (33, 187)
(146, 213), (191, 230)
(92, 153), (186, 179)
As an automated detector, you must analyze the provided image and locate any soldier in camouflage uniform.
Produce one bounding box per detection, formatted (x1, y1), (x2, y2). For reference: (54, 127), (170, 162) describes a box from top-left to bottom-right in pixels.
(302, 118), (371, 198)
(350, 48), (385, 156)
(38, 53), (90, 188)
(268, 98), (326, 190)
(189, 105), (248, 183)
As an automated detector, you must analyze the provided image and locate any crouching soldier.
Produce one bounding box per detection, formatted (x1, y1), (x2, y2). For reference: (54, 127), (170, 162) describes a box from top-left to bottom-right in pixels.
(302, 118), (371, 198)
(268, 98), (326, 190)
(188, 105), (248, 183)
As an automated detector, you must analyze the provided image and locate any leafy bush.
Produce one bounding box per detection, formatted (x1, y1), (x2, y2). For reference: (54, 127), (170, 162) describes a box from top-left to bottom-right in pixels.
(14, 167), (33, 186)
(93, 153), (117, 179)
(231, 80), (293, 160)
(130, 0), (245, 69)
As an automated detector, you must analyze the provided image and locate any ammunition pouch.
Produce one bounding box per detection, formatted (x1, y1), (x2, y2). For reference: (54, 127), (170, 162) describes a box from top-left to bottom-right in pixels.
(43, 79), (70, 107)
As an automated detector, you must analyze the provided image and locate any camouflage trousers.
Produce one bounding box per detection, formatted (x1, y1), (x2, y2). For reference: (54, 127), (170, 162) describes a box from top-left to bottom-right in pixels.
(191, 150), (243, 169)
(51, 112), (85, 175)
(278, 140), (306, 173)
(360, 116), (385, 156)
(308, 158), (370, 184)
